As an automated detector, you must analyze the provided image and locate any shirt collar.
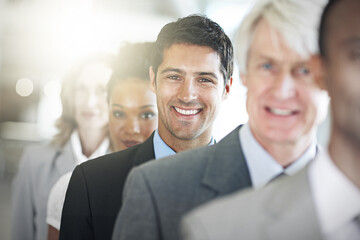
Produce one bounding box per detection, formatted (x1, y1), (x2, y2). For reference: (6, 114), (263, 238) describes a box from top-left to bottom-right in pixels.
(309, 149), (360, 237)
(153, 129), (215, 160)
(240, 123), (317, 189)
(70, 130), (110, 165)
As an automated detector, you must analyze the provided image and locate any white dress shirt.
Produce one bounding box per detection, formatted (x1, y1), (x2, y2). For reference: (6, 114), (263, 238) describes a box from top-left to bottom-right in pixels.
(240, 123), (317, 189)
(46, 131), (110, 229)
(309, 150), (360, 240)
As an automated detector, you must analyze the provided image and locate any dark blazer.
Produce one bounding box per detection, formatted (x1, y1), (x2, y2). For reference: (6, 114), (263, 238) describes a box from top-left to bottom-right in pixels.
(59, 133), (156, 240)
(181, 167), (322, 240)
(112, 125), (252, 240)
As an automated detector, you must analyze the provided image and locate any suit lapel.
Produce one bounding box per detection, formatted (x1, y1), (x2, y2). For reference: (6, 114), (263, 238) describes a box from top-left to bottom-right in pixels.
(264, 167), (323, 240)
(132, 132), (156, 167)
(201, 125), (252, 196)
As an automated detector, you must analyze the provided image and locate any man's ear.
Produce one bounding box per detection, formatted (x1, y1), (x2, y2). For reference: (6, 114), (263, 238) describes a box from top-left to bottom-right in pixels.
(311, 55), (327, 91)
(223, 77), (233, 99)
(149, 66), (156, 93)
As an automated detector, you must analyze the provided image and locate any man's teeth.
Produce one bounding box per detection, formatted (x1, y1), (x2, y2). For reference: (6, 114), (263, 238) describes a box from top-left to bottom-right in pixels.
(174, 107), (200, 115)
(269, 108), (293, 116)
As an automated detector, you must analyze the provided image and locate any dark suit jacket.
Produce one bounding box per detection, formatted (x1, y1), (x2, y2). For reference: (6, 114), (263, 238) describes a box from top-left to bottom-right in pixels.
(59, 133), (156, 240)
(112, 125), (252, 240)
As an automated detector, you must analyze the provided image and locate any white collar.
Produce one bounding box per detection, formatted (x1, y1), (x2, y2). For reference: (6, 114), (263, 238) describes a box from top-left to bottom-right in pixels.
(240, 123), (317, 189)
(309, 149), (360, 237)
(70, 130), (110, 165)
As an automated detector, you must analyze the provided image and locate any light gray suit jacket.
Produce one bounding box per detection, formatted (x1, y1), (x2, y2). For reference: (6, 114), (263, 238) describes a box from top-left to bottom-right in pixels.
(11, 141), (76, 240)
(112, 125), (253, 240)
(181, 166), (322, 240)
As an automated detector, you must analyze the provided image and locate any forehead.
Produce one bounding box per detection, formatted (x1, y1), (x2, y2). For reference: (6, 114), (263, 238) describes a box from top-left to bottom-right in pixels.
(249, 19), (309, 64)
(77, 63), (112, 85)
(326, 0), (360, 43)
(160, 44), (222, 73)
(110, 79), (153, 103)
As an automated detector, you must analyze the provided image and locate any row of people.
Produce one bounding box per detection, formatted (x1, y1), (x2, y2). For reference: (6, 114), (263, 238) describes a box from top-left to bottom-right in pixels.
(13, 0), (360, 239)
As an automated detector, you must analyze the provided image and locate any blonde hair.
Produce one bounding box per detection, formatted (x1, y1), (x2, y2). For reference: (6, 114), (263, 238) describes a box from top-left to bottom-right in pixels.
(51, 55), (114, 148)
(236, 0), (327, 74)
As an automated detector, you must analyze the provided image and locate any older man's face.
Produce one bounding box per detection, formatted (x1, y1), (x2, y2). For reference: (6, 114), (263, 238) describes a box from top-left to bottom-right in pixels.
(242, 19), (327, 147)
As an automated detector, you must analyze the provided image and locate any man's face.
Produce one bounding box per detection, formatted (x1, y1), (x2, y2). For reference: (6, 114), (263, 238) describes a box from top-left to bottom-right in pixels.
(151, 43), (230, 142)
(242, 19), (327, 147)
(324, 0), (360, 143)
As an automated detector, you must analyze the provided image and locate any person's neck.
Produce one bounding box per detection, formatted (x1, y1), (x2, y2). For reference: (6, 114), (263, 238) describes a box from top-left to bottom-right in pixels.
(328, 127), (360, 189)
(158, 127), (212, 153)
(253, 131), (313, 168)
(77, 127), (107, 158)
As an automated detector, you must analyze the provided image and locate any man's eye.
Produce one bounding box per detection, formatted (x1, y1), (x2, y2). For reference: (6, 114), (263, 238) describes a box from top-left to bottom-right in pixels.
(295, 66), (310, 75)
(168, 75), (180, 80)
(261, 63), (273, 70)
(350, 51), (360, 61)
(140, 112), (156, 119)
(199, 78), (212, 83)
(113, 111), (125, 118)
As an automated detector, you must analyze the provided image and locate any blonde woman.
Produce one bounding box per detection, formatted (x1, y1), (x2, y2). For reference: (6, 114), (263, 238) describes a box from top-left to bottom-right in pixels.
(11, 56), (113, 240)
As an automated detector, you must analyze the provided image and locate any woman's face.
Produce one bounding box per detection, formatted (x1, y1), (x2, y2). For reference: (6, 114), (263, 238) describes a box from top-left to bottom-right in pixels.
(108, 79), (157, 152)
(74, 63), (112, 132)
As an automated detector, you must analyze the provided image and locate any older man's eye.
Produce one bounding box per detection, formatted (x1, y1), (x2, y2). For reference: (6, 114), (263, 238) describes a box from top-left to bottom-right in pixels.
(295, 66), (310, 76)
(261, 63), (273, 70)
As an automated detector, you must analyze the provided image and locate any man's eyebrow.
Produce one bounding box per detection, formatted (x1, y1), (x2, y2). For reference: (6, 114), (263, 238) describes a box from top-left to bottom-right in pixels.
(160, 68), (185, 75)
(112, 104), (156, 109)
(341, 36), (360, 47)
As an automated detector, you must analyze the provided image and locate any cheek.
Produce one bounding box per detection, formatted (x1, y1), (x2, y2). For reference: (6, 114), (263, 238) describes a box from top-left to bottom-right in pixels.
(141, 120), (157, 134)
(108, 119), (123, 132)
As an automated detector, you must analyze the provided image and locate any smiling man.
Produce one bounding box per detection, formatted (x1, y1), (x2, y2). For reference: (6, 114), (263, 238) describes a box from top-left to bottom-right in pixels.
(59, 15), (233, 240)
(111, 1), (329, 240)
(181, 0), (360, 239)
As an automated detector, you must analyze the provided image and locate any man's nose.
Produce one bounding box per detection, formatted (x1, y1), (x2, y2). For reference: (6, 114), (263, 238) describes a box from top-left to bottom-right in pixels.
(177, 79), (197, 102)
(272, 72), (296, 99)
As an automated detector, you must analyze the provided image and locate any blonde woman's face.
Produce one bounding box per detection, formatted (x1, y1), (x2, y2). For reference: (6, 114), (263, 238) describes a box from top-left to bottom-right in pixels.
(74, 63), (112, 131)
(108, 79), (157, 152)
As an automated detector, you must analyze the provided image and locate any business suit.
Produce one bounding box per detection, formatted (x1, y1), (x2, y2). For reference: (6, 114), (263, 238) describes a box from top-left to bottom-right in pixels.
(181, 166), (322, 240)
(112, 125), (253, 240)
(59, 132), (155, 240)
(11, 141), (76, 240)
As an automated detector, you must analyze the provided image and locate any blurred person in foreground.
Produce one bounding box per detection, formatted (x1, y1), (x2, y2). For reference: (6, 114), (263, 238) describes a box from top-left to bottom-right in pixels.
(112, 0), (329, 240)
(181, 0), (360, 239)
(11, 55), (113, 240)
(59, 15), (232, 240)
(46, 42), (157, 240)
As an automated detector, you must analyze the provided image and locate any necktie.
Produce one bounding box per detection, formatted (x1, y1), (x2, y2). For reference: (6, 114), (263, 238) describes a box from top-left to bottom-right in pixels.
(269, 172), (286, 183)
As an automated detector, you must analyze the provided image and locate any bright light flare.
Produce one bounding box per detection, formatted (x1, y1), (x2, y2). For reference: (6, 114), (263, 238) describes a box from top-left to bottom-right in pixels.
(16, 78), (34, 97)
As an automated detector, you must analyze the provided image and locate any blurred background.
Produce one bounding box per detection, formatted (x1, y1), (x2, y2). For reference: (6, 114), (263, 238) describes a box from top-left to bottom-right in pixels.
(0, 0), (330, 239)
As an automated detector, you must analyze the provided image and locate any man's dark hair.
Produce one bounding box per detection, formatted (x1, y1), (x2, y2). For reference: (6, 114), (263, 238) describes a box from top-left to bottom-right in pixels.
(108, 42), (153, 101)
(319, 0), (341, 57)
(152, 15), (233, 85)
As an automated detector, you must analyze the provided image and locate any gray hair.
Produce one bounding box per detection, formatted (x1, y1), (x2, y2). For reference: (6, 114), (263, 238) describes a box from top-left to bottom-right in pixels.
(235, 0), (327, 74)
